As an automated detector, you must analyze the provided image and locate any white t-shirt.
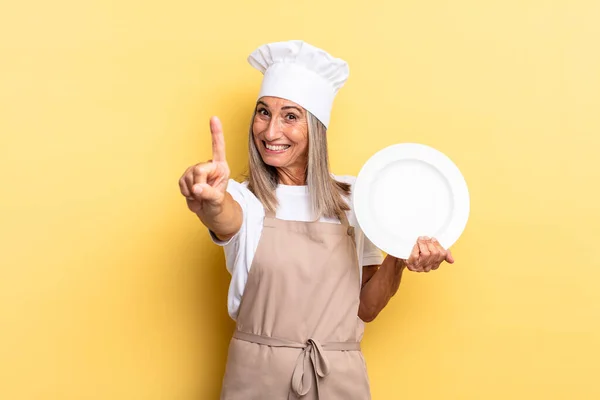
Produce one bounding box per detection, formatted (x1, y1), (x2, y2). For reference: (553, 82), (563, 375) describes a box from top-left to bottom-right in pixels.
(210, 175), (384, 320)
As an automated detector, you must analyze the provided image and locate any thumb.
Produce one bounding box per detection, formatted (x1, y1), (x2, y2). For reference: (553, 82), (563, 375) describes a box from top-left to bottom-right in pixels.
(192, 183), (224, 204)
(445, 249), (455, 264)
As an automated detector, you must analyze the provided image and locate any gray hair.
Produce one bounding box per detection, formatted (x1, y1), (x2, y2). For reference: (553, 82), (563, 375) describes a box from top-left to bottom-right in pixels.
(246, 111), (351, 219)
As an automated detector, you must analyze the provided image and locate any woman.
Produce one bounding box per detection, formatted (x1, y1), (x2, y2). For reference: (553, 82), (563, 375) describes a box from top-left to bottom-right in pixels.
(179, 40), (454, 399)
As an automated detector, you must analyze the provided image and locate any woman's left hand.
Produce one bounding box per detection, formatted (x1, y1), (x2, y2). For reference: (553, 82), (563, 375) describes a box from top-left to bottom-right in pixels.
(402, 236), (454, 273)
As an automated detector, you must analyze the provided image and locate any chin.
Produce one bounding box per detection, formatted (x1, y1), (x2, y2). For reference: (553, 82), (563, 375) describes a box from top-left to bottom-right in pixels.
(261, 155), (288, 168)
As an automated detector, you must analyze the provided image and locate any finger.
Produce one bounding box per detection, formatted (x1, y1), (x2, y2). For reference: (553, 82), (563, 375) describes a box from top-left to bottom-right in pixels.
(210, 116), (227, 163)
(418, 237), (430, 257)
(184, 168), (196, 200)
(191, 183), (224, 204)
(446, 248), (455, 264)
(426, 239), (439, 260)
(413, 237), (431, 272)
(405, 242), (420, 272)
(409, 263), (424, 273)
(422, 240), (434, 272)
(407, 242), (420, 264)
(420, 237), (438, 272)
(180, 166), (196, 200)
(193, 163), (216, 186)
(424, 238), (442, 272)
(406, 262), (422, 272)
(431, 237), (454, 264)
(179, 168), (192, 198)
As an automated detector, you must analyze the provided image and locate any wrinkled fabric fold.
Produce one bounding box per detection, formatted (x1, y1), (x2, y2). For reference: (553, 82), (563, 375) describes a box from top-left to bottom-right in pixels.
(220, 207), (371, 399)
(233, 331), (360, 398)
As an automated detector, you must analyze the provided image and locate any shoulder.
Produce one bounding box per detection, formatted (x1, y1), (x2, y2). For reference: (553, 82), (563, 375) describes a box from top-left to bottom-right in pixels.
(332, 174), (357, 197)
(226, 178), (257, 197)
(226, 179), (261, 208)
(332, 174), (357, 186)
(331, 174), (358, 212)
(227, 178), (250, 193)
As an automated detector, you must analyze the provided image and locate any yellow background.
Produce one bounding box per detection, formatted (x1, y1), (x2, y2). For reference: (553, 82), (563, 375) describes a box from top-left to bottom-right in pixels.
(1, 0), (599, 399)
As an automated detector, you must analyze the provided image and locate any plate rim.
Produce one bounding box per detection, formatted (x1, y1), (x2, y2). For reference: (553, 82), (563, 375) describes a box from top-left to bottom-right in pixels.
(353, 143), (470, 259)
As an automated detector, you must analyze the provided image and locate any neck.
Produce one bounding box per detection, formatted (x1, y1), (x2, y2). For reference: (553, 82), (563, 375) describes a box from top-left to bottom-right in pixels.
(277, 166), (306, 186)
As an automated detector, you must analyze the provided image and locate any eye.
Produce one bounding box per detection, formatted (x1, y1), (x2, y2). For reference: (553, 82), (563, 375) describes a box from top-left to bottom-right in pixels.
(286, 113), (297, 120)
(257, 108), (269, 116)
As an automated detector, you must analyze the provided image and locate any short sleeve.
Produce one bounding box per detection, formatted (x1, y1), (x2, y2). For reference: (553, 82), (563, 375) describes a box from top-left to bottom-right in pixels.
(208, 179), (251, 275)
(334, 174), (385, 267)
(361, 234), (384, 266)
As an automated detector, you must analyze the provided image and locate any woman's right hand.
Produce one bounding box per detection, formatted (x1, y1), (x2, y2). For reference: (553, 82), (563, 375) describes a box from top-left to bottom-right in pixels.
(179, 116), (230, 219)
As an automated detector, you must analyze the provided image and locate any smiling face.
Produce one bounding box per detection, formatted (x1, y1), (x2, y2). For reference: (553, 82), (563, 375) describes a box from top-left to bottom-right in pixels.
(252, 96), (309, 180)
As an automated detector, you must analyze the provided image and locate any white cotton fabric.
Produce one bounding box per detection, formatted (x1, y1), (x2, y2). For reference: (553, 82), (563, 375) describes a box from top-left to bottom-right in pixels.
(247, 40), (349, 128)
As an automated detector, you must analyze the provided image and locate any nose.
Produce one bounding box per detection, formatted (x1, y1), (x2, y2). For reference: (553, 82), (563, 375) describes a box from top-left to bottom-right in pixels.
(264, 119), (282, 142)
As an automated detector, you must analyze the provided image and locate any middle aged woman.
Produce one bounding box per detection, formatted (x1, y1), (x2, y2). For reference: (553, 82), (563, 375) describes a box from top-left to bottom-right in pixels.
(179, 40), (455, 399)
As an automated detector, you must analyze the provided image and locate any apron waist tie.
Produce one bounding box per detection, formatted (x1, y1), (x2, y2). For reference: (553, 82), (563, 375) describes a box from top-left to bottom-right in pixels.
(233, 330), (361, 399)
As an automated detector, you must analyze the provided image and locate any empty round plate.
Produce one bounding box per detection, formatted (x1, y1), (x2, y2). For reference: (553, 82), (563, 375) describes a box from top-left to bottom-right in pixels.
(353, 143), (470, 259)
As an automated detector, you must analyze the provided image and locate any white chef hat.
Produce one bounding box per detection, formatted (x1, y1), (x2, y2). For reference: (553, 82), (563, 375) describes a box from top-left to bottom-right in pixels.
(247, 40), (349, 128)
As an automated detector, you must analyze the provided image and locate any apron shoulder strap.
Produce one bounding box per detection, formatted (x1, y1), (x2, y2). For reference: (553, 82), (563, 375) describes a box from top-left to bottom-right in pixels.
(337, 209), (350, 227)
(337, 209), (355, 239)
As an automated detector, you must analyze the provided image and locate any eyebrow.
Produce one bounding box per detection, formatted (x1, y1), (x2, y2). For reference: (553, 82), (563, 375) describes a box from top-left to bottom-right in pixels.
(256, 100), (269, 109)
(282, 106), (303, 113)
(256, 101), (303, 114)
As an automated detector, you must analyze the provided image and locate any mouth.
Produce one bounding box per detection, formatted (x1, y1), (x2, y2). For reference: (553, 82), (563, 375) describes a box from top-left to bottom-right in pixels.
(263, 141), (291, 153)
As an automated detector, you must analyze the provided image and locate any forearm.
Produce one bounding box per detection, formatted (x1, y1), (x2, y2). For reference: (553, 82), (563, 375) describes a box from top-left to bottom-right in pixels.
(198, 192), (242, 241)
(358, 255), (406, 322)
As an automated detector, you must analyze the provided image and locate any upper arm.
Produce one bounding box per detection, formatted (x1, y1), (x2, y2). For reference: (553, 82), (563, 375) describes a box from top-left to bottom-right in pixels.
(360, 234), (384, 288)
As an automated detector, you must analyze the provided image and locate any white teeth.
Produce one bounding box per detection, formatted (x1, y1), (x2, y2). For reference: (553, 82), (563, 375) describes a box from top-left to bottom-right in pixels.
(265, 143), (290, 151)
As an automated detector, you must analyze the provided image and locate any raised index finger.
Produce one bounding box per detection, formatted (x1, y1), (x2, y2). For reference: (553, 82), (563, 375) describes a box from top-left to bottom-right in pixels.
(210, 116), (226, 162)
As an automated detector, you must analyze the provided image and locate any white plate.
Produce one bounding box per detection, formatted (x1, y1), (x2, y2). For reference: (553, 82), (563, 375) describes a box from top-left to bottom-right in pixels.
(353, 143), (470, 259)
